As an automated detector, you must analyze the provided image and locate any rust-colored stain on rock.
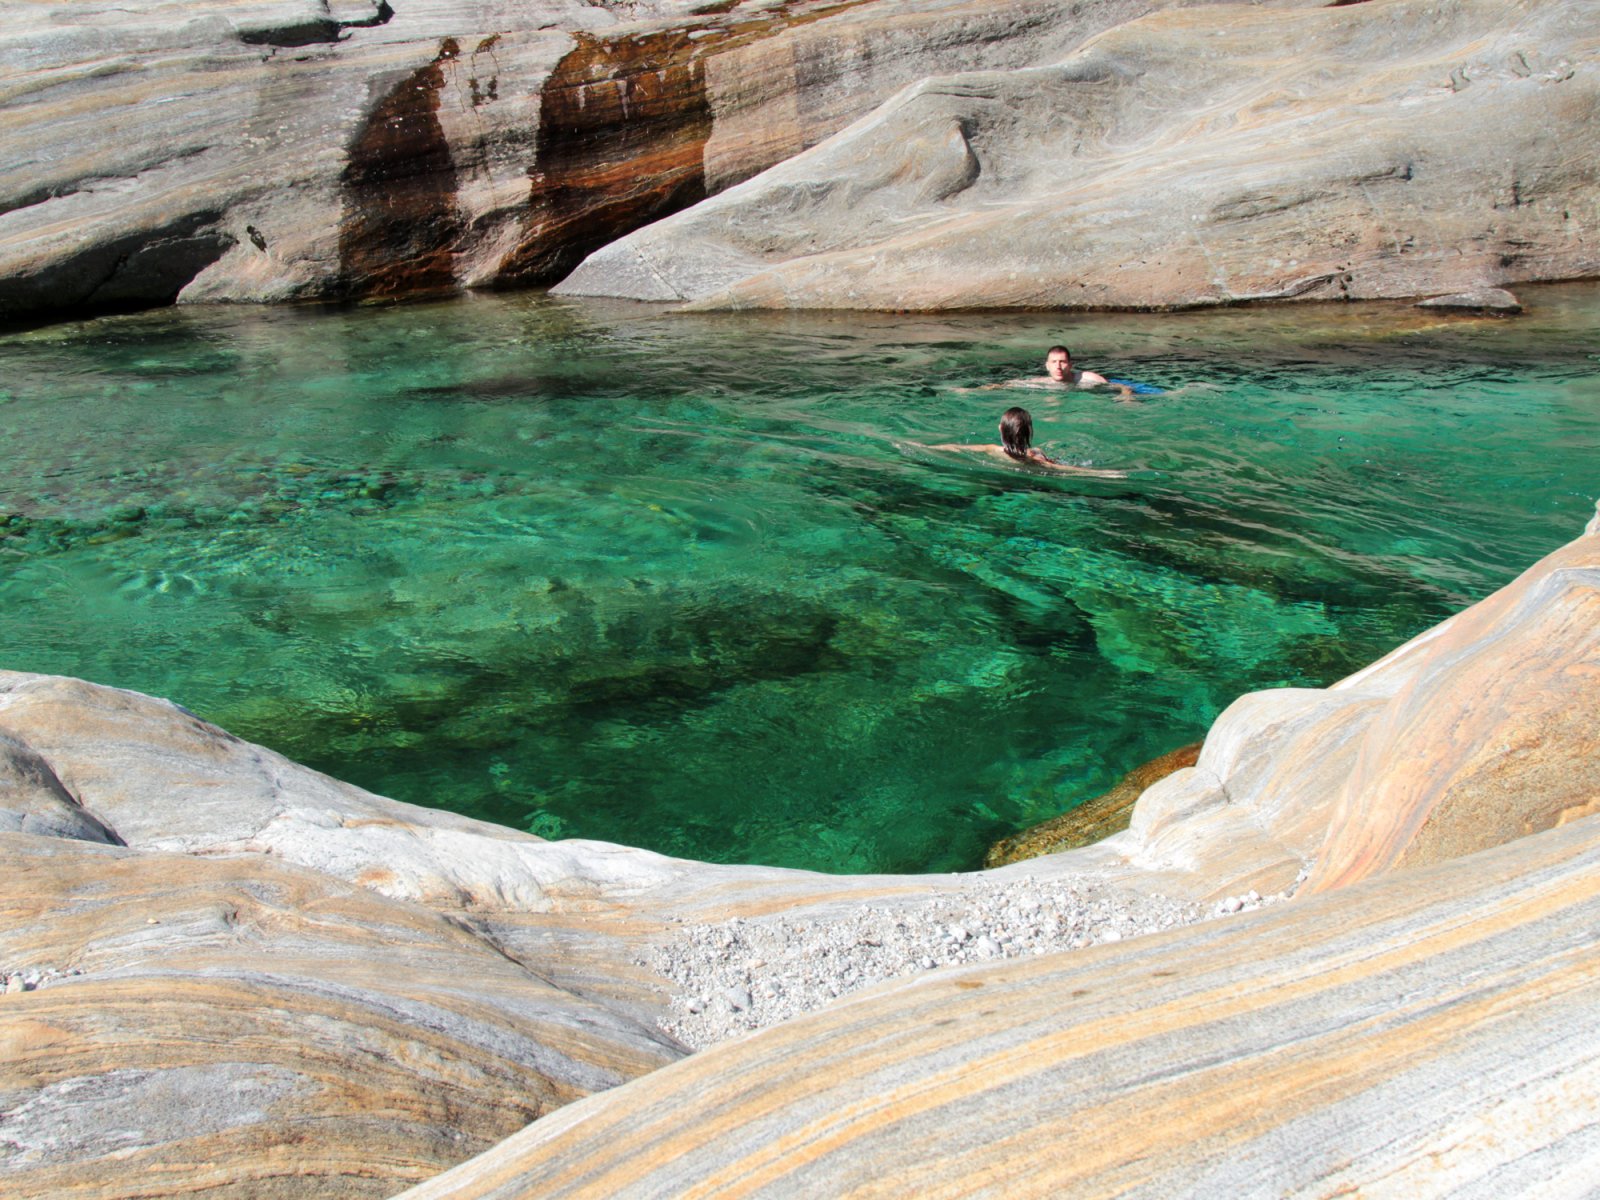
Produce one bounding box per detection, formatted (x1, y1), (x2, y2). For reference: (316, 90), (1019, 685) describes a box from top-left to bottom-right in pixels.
(503, 1), (874, 287)
(339, 39), (465, 300)
(501, 29), (719, 287)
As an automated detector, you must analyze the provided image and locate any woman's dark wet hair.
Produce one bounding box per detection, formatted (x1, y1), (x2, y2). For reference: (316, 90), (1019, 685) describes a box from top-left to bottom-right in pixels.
(1000, 407), (1033, 460)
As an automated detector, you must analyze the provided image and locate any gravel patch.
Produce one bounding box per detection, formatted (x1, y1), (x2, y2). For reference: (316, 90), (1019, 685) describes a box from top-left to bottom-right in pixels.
(1, 966), (78, 994)
(645, 873), (1297, 1050)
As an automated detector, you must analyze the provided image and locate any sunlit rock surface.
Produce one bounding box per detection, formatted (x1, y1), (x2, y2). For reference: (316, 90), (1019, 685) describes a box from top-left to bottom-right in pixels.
(1, 0), (1227, 321)
(556, 0), (1600, 309)
(397, 814), (1600, 1199)
(1117, 499), (1600, 897)
(4, 503), (1598, 1197)
(0, 834), (682, 1199)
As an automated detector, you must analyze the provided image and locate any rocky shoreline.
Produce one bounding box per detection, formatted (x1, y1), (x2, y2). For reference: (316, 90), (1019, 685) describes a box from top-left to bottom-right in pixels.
(3, 501), (1598, 1196)
(5, 0), (1597, 322)
(645, 873), (1291, 1049)
(5, 0), (1600, 1190)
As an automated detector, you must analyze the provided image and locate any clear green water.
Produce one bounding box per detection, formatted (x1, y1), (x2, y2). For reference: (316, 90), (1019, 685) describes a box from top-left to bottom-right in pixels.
(2, 288), (1597, 873)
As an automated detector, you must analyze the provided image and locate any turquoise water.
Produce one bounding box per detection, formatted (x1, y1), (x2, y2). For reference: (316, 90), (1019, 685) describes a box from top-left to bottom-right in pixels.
(2, 288), (1596, 873)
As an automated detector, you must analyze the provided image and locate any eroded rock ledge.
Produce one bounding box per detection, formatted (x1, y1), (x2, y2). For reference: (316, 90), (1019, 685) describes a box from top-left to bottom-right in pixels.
(3, 503), (1598, 1197)
(9, 0), (1597, 323)
(557, 0), (1600, 310)
(0, 0), (1217, 322)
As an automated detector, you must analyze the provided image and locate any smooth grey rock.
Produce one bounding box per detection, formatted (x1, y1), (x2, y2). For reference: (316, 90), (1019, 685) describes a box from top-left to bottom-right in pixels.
(1415, 287), (1524, 314)
(557, 0), (1600, 312)
(4, 0), (1217, 321)
(0, 733), (121, 845)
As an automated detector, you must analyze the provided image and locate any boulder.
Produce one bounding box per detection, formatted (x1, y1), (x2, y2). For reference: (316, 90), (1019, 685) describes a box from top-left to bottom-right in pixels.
(0, 832), (683, 1200)
(555, 0), (1600, 310)
(0, 669), (694, 911)
(1095, 499), (1600, 898)
(1306, 499), (1600, 890)
(1, 0), (1237, 321)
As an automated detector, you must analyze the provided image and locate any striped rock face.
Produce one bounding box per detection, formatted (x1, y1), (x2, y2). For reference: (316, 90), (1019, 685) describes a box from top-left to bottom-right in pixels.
(1307, 507), (1600, 888)
(0, 833), (685, 1199)
(555, 0), (1600, 310)
(1107, 500), (1600, 898)
(393, 812), (1600, 1199)
(1, 0), (1202, 321)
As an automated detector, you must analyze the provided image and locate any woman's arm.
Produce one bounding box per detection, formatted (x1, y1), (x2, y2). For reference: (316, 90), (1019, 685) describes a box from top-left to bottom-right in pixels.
(1027, 448), (1127, 478)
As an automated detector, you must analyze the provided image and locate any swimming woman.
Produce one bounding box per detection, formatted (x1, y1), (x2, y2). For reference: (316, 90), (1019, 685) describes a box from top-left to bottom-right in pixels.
(932, 407), (1128, 478)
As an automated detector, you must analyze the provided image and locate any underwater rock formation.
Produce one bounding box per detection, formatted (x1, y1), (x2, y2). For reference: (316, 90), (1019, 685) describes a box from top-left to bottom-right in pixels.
(3, 503), (1599, 1196)
(984, 740), (1201, 867)
(557, 0), (1600, 309)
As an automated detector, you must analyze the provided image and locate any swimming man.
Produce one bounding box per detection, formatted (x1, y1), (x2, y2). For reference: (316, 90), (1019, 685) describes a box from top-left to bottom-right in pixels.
(1028, 346), (1135, 400)
(974, 345), (1135, 401)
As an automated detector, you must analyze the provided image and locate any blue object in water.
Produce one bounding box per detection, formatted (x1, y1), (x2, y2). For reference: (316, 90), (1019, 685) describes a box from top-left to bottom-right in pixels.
(1106, 378), (1165, 396)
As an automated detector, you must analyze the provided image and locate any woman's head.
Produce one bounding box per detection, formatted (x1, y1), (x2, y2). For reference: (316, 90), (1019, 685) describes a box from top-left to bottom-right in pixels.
(999, 407), (1033, 459)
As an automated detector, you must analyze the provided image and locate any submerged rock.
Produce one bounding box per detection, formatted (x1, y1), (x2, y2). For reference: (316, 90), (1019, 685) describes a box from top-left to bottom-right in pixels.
(1416, 286), (1525, 314)
(983, 740), (1202, 867)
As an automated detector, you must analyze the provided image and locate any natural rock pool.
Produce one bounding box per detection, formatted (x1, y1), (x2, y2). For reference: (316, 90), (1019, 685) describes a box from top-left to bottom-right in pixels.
(3, 287), (1596, 873)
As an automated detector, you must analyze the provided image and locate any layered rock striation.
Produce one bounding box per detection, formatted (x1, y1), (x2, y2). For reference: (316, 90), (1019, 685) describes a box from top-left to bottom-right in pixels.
(4, 503), (1599, 1196)
(1118, 497), (1600, 898)
(400, 812), (1600, 1198)
(557, 0), (1600, 309)
(2, 0), (1243, 322)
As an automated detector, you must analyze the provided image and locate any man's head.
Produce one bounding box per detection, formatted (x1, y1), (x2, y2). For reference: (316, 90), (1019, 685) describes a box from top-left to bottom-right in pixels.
(1044, 345), (1073, 382)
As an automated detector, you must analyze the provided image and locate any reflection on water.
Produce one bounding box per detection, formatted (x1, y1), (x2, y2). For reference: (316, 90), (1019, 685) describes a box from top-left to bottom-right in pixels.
(2, 288), (1597, 872)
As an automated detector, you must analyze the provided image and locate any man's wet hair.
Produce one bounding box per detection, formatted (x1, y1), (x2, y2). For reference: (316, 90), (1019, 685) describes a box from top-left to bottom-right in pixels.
(1000, 407), (1033, 460)
(1046, 345), (1072, 359)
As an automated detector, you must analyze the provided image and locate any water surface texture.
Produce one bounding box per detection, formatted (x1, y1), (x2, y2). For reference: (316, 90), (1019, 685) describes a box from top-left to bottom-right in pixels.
(3, 289), (1597, 872)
